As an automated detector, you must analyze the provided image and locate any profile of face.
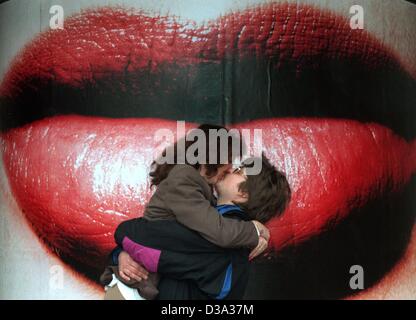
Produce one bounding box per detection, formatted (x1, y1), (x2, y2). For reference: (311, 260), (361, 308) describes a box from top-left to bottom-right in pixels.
(215, 167), (248, 203)
(0, 0), (415, 299)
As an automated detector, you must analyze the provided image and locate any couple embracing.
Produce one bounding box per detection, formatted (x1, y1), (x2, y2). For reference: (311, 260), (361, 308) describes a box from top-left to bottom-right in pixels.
(100, 123), (291, 300)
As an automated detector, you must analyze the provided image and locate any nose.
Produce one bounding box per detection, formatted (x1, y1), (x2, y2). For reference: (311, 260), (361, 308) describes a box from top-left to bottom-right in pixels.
(218, 167), (232, 181)
(225, 167), (234, 174)
(220, 166), (233, 179)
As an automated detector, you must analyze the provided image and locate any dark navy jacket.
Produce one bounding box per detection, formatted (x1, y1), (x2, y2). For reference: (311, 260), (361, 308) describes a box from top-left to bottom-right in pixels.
(112, 204), (251, 300)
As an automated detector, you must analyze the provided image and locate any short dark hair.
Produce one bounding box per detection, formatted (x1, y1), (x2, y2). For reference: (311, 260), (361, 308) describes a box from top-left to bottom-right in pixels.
(235, 153), (291, 223)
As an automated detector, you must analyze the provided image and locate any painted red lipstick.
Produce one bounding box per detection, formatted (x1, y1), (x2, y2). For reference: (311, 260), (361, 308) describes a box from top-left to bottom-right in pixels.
(1, 116), (415, 269)
(0, 3), (405, 99)
(0, 4), (415, 279)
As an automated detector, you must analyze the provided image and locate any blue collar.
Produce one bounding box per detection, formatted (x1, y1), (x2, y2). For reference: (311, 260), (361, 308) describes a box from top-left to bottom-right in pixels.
(215, 204), (248, 220)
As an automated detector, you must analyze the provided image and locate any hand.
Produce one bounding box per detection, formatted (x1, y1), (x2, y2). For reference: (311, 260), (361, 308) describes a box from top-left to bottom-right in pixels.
(252, 220), (270, 242)
(118, 250), (149, 282)
(249, 236), (269, 261)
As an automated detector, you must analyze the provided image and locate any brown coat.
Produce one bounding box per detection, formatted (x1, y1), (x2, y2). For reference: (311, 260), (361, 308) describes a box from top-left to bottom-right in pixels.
(143, 164), (258, 248)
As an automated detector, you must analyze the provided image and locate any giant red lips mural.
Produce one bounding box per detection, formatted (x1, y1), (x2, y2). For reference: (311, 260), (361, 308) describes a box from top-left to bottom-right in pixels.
(0, 3), (415, 299)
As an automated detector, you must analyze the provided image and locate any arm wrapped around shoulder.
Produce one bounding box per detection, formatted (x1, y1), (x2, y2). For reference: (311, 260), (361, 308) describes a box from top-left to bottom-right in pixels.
(163, 165), (259, 248)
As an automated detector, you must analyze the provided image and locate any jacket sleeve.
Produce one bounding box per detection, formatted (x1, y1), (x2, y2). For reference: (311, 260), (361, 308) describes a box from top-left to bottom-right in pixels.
(163, 167), (259, 249)
(114, 218), (240, 299)
(114, 218), (142, 246)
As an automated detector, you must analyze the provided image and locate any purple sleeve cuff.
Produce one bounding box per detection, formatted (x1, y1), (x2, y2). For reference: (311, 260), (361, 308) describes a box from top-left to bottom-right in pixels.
(121, 236), (161, 273)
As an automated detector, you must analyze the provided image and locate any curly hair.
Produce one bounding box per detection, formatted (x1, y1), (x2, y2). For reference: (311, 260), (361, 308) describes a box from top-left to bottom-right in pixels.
(149, 124), (243, 186)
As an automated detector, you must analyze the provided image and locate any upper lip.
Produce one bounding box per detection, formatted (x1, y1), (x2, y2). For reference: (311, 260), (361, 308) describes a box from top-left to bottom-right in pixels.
(0, 4), (415, 138)
(0, 3), (415, 294)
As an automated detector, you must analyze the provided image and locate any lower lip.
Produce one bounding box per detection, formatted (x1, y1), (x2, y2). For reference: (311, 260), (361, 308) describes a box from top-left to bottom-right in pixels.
(1, 115), (415, 270)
